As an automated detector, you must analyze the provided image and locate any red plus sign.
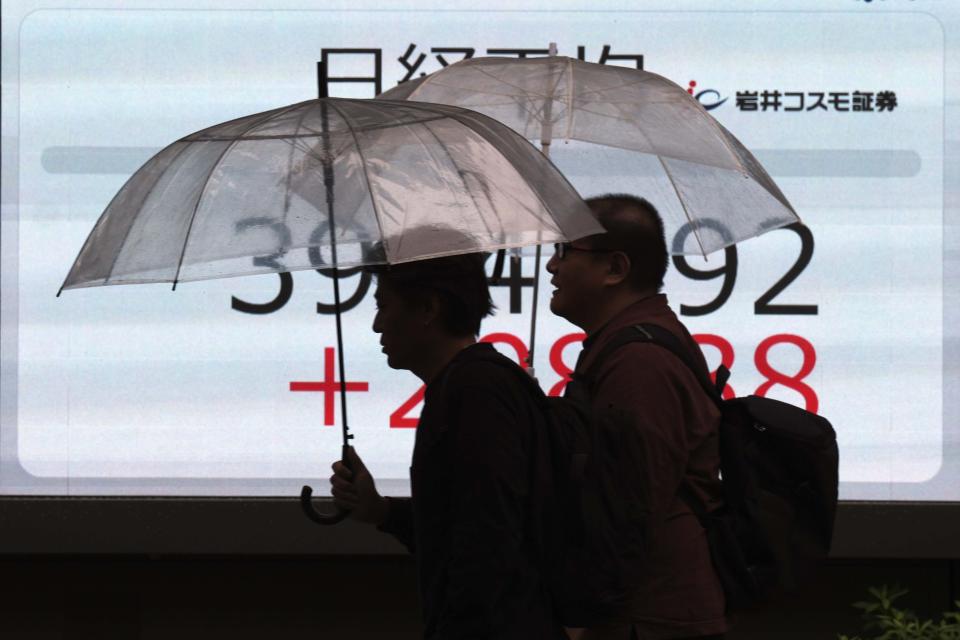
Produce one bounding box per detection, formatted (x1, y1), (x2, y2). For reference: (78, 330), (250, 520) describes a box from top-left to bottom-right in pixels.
(290, 348), (370, 426)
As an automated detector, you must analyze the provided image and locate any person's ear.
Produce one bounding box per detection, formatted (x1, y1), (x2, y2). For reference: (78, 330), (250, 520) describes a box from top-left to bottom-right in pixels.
(421, 291), (442, 328)
(604, 251), (632, 286)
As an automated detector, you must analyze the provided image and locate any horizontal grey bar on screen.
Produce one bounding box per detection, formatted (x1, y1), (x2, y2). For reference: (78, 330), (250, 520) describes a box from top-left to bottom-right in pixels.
(754, 149), (921, 178)
(40, 146), (923, 178)
(42, 146), (159, 175)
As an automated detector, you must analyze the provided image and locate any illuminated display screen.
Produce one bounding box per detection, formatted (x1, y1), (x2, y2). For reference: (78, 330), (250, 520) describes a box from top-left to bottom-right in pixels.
(1, 1), (957, 501)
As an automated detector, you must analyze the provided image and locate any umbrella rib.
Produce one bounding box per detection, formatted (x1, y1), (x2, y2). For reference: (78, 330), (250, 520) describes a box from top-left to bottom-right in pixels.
(571, 72), (661, 99)
(573, 70), (749, 174)
(385, 93), (549, 139)
(695, 111), (749, 175)
(461, 67), (555, 100)
(420, 118), (498, 240)
(417, 68), (563, 127)
(185, 116), (450, 140)
(393, 124), (447, 253)
(429, 85), (550, 101)
(76, 140), (194, 289)
(325, 99), (388, 259)
(534, 62), (565, 141)
(400, 100), (564, 241)
(567, 102), (665, 162)
(381, 114), (479, 254)
(604, 69), (749, 173)
(565, 58), (575, 139)
(281, 106), (314, 221)
(468, 66), (561, 131)
(444, 105), (564, 239)
(658, 156), (707, 258)
(566, 103), (744, 171)
(172, 101), (306, 287)
(418, 53), (574, 103)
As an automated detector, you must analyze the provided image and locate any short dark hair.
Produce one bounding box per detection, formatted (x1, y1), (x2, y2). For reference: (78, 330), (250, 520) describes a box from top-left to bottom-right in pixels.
(368, 253), (495, 337)
(583, 194), (668, 291)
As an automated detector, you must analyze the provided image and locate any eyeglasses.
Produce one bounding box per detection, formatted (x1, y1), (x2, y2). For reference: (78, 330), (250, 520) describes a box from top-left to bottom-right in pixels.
(553, 242), (614, 260)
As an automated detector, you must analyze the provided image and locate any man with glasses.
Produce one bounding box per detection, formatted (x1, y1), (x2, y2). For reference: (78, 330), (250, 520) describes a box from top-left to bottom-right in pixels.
(547, 195), (728, 640)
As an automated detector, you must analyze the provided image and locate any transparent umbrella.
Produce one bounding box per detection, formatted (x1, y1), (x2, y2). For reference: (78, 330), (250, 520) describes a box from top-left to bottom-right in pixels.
(379, 52), (797, 253)
(380, 50), (800, 368)
(59, 96), (604, 523)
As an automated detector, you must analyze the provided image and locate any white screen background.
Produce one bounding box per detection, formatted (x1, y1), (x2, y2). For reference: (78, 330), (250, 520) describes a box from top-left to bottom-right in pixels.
(2, 2), (958, 501)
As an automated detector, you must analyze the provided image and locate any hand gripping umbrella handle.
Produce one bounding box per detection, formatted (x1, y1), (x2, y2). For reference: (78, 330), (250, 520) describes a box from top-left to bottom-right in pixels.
(300, 445), (351, 526)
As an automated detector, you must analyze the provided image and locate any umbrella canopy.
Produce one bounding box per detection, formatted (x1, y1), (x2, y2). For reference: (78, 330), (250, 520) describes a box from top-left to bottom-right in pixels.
(61, 97), (602, 291)
(59, 96), (605, 525)
(379, 55), (799, 256)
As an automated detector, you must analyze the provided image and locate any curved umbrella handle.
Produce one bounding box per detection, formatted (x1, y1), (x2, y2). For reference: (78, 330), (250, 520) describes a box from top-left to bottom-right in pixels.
(300, 444), (353, 526)
(300, 484), (349, 526)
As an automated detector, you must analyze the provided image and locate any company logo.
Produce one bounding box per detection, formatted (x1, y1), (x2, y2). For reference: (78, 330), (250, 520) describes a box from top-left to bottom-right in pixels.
(685, 79), (898, 114)
(687, 80), (728, 111)
(735, 89), (897, 112)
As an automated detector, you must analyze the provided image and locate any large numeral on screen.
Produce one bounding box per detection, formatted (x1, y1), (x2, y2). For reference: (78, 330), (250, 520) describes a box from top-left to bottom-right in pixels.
(754, 223), (818, 315)
(547, 333), (586, 397)
(388, 333), (531, 429)
(480, 332), (529, 364)
(754, 333), (819, 413)
(308, 224), (374, 314)
(672, 218), (738, 316)
(231, 272), (294, 315)
(674, 247), (738, 316)
(692, 333), (736, 399)
(232, 217), (294, 314)
(390, 385), (424, 429)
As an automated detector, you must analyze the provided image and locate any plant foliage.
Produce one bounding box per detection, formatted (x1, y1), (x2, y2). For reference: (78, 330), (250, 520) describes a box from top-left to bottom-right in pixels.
(838, 585), (960, 640)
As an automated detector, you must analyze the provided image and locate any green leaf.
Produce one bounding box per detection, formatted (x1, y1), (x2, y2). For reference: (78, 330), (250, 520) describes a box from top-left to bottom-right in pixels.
(889, 587), (909, 602)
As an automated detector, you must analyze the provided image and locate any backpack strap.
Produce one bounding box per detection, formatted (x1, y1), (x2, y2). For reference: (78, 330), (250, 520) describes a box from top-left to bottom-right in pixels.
(639, 323), (729, 404)
(581, 324), (728, 518)
(626, 324), (730, 518)
(584, 323), (728, 406)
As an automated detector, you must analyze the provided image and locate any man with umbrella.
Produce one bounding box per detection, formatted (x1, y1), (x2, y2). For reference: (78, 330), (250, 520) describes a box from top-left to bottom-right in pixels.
(329, 231), (566, 639)
(59, 93), (604, 637)
(547, 195), (728, 640)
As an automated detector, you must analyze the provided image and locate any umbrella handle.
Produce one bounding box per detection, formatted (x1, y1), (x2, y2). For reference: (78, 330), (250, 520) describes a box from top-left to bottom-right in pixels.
(299, 484), (350, 526)
(300, 444), (352, 526)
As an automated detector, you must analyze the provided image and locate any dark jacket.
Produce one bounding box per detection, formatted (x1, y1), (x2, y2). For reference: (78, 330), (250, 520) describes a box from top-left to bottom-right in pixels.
(576, 295), (728, 639)
(379, 343), (565, 640)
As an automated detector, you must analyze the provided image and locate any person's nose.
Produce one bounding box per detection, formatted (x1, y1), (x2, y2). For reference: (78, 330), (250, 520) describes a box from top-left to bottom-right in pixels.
(546, 251), (559, 274)
(372, 310), (383, 334)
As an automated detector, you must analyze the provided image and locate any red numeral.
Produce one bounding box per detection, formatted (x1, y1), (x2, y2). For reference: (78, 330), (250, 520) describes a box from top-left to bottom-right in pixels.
(388, 333), (529, 429)
(387, 332), (819, 427)
(548, 333), (586, 397)
(480, 332), (529, 364)
(754, 333), (818, 413)
(390, 385), (424, 429)
(692, 334), (736, 399)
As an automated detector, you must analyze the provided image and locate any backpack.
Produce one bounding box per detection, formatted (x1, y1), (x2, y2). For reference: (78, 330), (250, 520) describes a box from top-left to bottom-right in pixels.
(466, 347), (656, 628)
(610, 323), (840, 610)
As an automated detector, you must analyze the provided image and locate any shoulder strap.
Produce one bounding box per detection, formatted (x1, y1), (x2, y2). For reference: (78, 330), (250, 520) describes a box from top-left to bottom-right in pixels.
(631, 324), (728, 517)
(585, 323), (727, 406)
(636, 324), (727, 405)
(579, 326), (727, 516)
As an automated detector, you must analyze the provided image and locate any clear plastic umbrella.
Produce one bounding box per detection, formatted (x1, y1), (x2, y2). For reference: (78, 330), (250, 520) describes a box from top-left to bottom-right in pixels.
(379, 50), (800, 371)
(60, 98), (599, 288)
(59, 96), (604, 523)
(379, 53), (798, 255)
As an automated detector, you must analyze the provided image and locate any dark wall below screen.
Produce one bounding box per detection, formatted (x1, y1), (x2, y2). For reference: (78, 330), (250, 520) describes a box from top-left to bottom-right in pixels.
(1, 556), (956, 640)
